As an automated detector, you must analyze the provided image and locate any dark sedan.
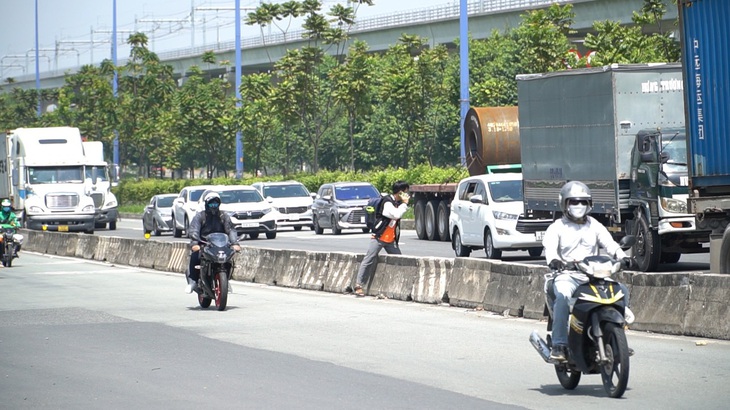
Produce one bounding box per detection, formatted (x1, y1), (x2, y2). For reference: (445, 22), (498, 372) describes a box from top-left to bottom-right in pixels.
(142, 194), (178, 236)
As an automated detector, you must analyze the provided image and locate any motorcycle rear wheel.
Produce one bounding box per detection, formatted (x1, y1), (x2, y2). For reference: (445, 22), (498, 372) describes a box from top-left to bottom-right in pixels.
(600, 323), (630, 398)
(555, 364), (581, 390)
(214, 270), (229, 311)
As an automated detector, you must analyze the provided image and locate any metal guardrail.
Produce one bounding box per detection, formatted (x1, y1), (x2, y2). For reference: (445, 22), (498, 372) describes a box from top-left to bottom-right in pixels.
(11, 0), (582, 81)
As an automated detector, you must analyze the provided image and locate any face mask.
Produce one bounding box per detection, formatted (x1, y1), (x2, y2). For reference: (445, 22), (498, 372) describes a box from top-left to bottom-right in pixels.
(568, 204), (587, 219)
(2, 207), (10, 213)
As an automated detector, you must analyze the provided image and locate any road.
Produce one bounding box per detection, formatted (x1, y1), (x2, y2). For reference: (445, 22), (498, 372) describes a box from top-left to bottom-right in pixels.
(1, 254), (728, 409)
(105, 217), (712, 273)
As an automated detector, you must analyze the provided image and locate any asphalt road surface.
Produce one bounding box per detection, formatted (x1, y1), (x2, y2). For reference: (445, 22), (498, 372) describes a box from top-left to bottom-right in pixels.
(1, 253), (728, 409)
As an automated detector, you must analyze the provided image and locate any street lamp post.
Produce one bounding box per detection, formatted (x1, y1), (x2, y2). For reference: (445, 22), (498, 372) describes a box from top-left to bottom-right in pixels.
(113, 0), (119, 167)
(34, 0), (41, 117)
(459, 0), (468, 166)
(235, 0), (242, 178)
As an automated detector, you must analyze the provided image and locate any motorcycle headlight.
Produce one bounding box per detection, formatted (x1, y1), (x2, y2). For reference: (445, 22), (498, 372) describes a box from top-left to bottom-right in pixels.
(493, 211), (519, 220)
(661, 197), (687, 213)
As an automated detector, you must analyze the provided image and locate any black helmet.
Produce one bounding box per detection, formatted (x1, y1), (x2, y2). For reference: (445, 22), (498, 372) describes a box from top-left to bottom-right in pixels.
(559, 181), (593, 223)
(204, 192), (221, 214)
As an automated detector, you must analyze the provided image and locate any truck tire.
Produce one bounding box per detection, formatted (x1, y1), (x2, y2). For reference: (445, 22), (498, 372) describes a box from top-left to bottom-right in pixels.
(633, 214), (660, 272)
(660, 252), (681, 264)
(425, 200), (440, 241)
(437, 200), (450, 242)
(414, 200), (426, 240)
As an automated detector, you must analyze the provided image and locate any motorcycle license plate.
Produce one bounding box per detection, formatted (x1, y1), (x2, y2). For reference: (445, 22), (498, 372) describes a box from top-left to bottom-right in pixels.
(58, 225), (69, 232)
(535, 231), (545, 241)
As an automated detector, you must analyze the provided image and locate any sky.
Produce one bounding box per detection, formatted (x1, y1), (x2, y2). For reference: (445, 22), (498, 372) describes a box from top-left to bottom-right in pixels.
(0, 0), (459, 79)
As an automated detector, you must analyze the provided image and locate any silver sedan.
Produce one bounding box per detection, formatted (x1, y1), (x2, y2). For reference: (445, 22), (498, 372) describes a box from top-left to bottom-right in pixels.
(142, 194), (178, 236)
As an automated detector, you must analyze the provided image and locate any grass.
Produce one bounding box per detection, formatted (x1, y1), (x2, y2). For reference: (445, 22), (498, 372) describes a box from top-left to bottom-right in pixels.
(118, 203), (146, 214)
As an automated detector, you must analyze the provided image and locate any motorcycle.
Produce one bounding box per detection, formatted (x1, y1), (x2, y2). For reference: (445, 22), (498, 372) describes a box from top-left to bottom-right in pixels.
(529, 236), (636, 398)
(0, 225), (19, 267)
(192, 232), (237, 311)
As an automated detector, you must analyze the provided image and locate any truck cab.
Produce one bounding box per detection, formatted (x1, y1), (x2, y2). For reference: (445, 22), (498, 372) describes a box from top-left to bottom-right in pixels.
(83, 141), (119, 230)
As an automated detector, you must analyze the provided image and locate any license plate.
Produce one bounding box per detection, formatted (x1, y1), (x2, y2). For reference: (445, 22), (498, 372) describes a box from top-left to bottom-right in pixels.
(535, 231), (545, 241)
(360, 216), (365, 223)
(58, 225), (69, 232)
(241, 222), (258, 228)
(289, 215), (300, 221)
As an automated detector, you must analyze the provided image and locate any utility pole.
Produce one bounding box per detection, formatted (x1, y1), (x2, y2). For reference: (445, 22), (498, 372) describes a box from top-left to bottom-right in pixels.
(459, 0), (469, 166)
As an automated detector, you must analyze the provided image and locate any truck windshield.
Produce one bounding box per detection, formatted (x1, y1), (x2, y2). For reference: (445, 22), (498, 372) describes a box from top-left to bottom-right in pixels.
(661, 134), (688, 165)
(85, 166), (109, 182)
(28, 166), (84, 184)
(488, 180), (523, 202)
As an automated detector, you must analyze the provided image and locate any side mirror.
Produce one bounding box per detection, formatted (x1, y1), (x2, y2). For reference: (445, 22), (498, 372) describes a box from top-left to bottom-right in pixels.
(323, 195), (332, 201)
(469, 194), (484, 204)
(640, 152), (655, 162)
(660, 152), (669, 163)
(619, 235), (636, 249)
(310, 193), (317, 200)
(266, 196), (274, 203)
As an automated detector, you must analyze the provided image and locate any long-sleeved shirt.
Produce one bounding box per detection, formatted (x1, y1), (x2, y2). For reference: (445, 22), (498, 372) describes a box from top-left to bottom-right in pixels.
(376, 195), (407, 243)
(543, 216), (627, 280)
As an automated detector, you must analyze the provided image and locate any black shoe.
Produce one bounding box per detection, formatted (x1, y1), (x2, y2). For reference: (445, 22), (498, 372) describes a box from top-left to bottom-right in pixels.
(629, 347), (635, 357)
(550, 345), (567, 362)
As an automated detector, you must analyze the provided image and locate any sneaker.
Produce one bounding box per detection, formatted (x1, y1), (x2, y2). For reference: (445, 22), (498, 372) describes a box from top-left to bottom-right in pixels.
(624, 307), (635, 325)
(185, 279), (198, 294)
(354, 285), (364, 297)
(550, 345), (567, 362)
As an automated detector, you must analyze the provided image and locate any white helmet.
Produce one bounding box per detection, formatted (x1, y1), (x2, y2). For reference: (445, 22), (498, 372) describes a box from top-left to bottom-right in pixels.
(559, 181), (593, 223)
(203, 192), (221, 213)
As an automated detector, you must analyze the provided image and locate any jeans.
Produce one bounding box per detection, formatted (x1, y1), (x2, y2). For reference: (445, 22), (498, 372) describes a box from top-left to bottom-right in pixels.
(355, 238), (401, 287)
(546, 273), (630, 347)
(188, 250), (201, 282)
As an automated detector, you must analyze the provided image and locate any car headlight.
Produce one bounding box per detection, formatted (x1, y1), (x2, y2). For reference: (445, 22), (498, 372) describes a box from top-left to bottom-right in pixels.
(661, 197), (687, 213)
(493, 211), (519, 220)
(261, 207), (272, 215)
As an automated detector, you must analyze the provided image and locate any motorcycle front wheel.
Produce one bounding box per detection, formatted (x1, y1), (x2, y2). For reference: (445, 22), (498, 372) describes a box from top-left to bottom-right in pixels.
(600, 322), (630, 398)
(214, 270), (229, 311)
(555, 364), (581, 390)
(198, 294), (212, 308)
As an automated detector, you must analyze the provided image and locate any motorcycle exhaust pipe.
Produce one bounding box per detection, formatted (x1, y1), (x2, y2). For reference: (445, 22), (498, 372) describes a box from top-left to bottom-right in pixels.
(529, 330), (552, 363)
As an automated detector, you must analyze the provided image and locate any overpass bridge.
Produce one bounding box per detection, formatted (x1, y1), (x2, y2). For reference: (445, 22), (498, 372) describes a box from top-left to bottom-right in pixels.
(4, 0), (676, 92)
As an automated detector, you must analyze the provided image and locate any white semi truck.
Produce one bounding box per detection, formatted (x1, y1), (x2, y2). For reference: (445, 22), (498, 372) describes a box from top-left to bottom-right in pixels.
(0, 127), (97, 233)
(83, 141), (119, 230)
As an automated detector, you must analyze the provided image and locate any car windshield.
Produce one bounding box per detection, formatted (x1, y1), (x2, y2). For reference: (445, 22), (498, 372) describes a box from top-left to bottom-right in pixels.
(334, 185), (379, 200)
(157, 196), (175, 208)
(263, 184), (309, 198)
(219, 189), (264, 204)
(190, 189), (207, 202)
(488, 180), (523, 202)
(28, 166), (84, 184)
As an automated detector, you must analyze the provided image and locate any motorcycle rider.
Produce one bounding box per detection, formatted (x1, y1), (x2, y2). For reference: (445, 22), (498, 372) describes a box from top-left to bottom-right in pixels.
(0, 198), (23, 258)
(186, 192), (240, 293)
(542, 181), (633, 362)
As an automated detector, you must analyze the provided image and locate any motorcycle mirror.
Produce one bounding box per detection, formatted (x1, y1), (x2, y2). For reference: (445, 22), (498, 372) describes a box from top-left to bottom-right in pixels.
(619, 235), (636, 249)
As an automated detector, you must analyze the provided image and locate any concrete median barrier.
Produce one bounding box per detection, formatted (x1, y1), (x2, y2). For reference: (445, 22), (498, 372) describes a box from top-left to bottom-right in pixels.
(20, 230), (730, 340)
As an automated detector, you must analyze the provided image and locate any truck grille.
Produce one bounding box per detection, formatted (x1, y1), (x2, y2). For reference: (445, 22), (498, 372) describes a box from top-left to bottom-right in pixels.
(90, 193), (104, 208)
(278, 206), (308, 214)
(46, 194), (79, 208)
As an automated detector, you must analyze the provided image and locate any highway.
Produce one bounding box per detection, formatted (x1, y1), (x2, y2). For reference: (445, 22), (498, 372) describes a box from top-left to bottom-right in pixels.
(1, 253), (727, 409)
(104, 217), (712, 274)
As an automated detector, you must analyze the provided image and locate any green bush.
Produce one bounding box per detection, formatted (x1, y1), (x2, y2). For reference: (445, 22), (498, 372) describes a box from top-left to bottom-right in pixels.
(113, 166), (469, 205)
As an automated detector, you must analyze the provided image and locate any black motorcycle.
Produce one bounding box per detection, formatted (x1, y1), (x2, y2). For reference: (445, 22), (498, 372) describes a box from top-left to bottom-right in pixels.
(530, 236), (635, 398)
(0, 226), (18, 267)
(194, 232), (236, 311)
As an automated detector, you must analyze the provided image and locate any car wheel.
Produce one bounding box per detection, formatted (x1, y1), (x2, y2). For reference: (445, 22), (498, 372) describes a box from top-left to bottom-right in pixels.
(249, 233), (260, 239)
(331, 215), (342, 235)
(294, 226), (303, 231)
(484, 228), (502, 260)
(453, 229), (471, 257)
(172, 213), (182, 237)
(362, 228), (370, 233)
(109, 221), (117, 231)
(184, 216), (190, 238)
(266, 231), (277, 239)
(528, 248), (543, 258)
(313, 216), (324, 235)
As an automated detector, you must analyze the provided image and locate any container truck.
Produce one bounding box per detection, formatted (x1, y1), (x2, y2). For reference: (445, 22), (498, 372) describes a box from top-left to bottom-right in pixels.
(678, 0), (730, 273)
(516, 64), (708, 272)
(83, 141), (119, 230)
(0, 127), (96, 233)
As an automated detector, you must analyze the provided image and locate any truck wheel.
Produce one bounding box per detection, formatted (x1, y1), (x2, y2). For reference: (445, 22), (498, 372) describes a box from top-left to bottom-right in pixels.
(425, 200), (440, 241)
(453, 229), (471, 257)
(414, 200), (426, 240)
(660, 252), (681, 264)
(484, 228), (502, 260)
(437, 200), (450, 242)
(109, 221), (117, 231)
(633, 215), (660, 272)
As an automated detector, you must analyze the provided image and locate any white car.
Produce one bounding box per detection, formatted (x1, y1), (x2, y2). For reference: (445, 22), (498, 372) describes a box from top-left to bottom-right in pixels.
(449, 173), (543, 259)
(251, 181), (315, 231)
(171, 184), (221, 238)
(198, 186), (279, 239)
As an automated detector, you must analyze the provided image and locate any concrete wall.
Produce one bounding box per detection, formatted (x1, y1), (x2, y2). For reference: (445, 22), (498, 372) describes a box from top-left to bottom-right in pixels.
(23, 229), (730, 340)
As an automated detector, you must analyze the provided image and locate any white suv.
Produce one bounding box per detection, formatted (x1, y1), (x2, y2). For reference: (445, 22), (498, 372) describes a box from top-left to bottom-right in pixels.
(171, 185), (221, 238)
(198, 186), (279, 239)
(449, 173), (543, 259)
(251, 181), (315, 231)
